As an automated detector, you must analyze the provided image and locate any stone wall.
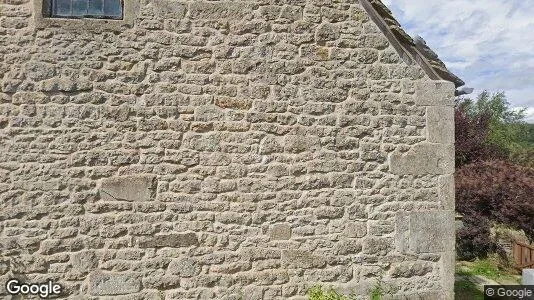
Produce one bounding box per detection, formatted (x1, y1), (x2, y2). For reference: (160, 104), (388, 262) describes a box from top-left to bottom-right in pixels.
(0, 0), (456, 299)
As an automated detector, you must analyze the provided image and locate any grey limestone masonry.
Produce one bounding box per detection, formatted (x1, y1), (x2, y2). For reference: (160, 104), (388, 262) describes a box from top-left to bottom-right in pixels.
(0, 0), (456, 299)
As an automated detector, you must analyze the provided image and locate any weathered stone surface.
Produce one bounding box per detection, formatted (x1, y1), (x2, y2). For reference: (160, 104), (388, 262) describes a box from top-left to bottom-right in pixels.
(71, 251), (98, 273)
(100, 175), (157, 202)
(415, 81), (455, 106)
(281, 250), (326, 269)
(146, 0), (187, 18)
(389, 143), (454, 175)
(2, 0), (456, 298)
(167, 258), (198, 277)
(410, 211), (455, 253)
(89, 272), (141, 296)
(283, 135), (320, 153)
(395, 211), (455, 254)
(438, 175), (454, 210)
(138, 233), (198, 248)
(315, 23), (340, 43)
(189, 2), (257, 19)
(440, 249), (456, 300)
(344, 222), (367, 238)
(269, 223), (292, 240)
(363, 237), (393, 255)
(390, 261), (433, 278)
(427, 106), (454, 144)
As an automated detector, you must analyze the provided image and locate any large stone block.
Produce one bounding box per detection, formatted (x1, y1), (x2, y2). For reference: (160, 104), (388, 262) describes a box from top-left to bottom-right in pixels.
(315, 23), (340, 43)
(395, 211), (455, 254)
(415, 81), (455, 106)
(427, 106), (454, 144)
(344, 222), (367, 238)
(440, 249), (456, 300)
(438, 175), (454, 210)
(283, 135), (320, 153)
(269, 223), (292, 240)
(71, 251), (98, 273)
(138, 233), (198, 248)
(100, 175), (157, 202)
(189, 2), (257, 19)
(167, 258), (199, 277)
(389, 261), (434, 278)
(389, 143), (454, 175)
(281, 250), (326, 269)
(89, 272), (141, 295)
(146, 0), (187, 18)
(362, 237), (393, 255)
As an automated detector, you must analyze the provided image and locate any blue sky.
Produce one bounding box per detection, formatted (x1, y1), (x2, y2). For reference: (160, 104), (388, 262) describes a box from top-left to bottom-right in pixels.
(382, 0), (534, 123)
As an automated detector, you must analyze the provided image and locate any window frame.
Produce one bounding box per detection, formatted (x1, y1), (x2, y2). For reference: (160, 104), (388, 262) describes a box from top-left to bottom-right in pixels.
(43, 0), (125, 20)
(34, 0), (140, 31)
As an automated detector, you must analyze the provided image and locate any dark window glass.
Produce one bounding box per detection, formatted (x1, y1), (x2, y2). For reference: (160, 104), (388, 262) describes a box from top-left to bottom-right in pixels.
(104, 0), (123, 18)
(71, 0), (87, 16)
(53, 0), (71, 16)
(87, 0), (104, 16)
(48, 0), (123, 19)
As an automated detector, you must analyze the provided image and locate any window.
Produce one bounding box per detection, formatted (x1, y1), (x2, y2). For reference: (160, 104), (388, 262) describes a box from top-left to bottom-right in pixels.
(35, 0), (139, 31)
(43, 0), (123, 19)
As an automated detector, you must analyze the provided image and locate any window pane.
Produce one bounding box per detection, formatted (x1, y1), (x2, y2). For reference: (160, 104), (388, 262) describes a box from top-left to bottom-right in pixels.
(71, 0), (87, 16)
(87, 0), (104, 16)
(103, 0), (122, 18)
(53, 0), (71, 16)
(49, 0), (123, 18)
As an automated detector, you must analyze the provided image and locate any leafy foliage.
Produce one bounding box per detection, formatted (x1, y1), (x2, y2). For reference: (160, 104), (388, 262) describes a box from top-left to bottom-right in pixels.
(454, 91), (534, 259)
(457, 91), (528, 155)
(456, 160), (534, 246)
(521, 123), (534, 145)
(307, 284), (384, 300)
(454, 105), (502, 167)
(369, 285), (383, 300)
(456, 214), (495, 260)
(455, 91), (534, 168)
(308, 286), (351, 300)
(509, 147), (534, 169)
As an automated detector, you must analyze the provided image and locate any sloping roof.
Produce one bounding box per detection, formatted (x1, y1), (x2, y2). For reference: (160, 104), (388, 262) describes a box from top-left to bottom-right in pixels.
(361, 0), (465, 88)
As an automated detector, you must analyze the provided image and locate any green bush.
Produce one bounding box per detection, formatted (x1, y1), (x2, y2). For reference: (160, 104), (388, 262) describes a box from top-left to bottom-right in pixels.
(307, 284), (383, 300)
(509, 147), (534, 169)
(308, 286), (350, 300)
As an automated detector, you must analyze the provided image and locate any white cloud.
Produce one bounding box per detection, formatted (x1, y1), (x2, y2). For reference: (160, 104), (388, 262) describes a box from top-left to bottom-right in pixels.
(382, 0), (534, 123)
(523, 107), (534, 124)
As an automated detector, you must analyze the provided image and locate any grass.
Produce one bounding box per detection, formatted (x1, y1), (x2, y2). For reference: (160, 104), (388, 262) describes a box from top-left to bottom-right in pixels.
(369, 285), (383, 300)
(307, 283), (384, 300)
(454, 254), (521, 300)
(454, 277), (485, 300)
(308, 286), (351, 300)
(456, 254), (520, 284)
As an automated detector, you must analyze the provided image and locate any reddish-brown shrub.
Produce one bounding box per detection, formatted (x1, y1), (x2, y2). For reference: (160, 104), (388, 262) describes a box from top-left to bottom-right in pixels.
(456, 214), (495, 260)
(456, 160), (534, 245)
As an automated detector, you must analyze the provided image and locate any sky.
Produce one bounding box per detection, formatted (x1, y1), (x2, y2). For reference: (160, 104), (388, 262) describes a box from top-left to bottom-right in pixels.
(382, 0), (534, 123)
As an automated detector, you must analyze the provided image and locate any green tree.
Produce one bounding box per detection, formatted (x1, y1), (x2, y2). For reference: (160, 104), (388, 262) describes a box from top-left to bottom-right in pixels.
(457, 91), (531, 156)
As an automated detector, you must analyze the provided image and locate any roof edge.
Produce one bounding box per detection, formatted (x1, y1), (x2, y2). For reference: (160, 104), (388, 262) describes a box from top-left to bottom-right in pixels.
(360, 0), (465, 88)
